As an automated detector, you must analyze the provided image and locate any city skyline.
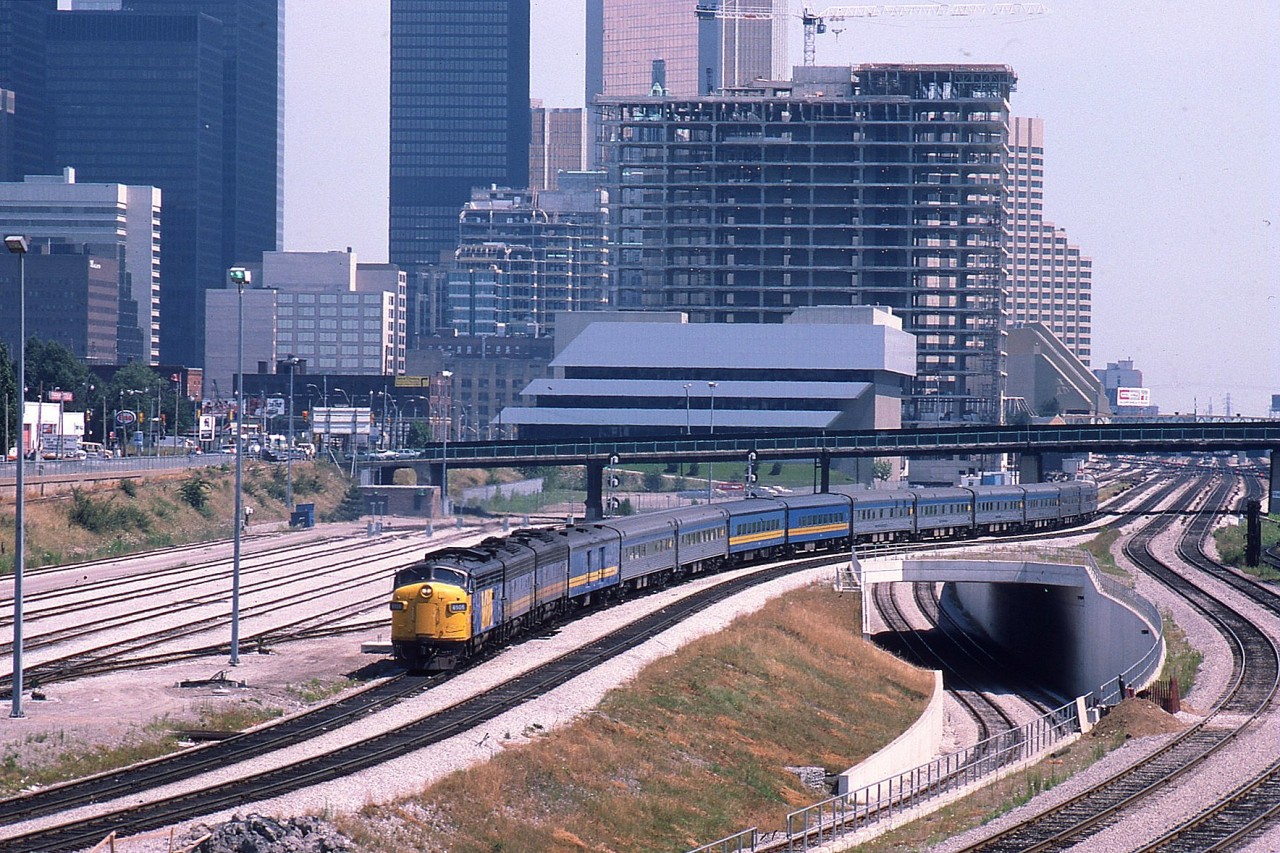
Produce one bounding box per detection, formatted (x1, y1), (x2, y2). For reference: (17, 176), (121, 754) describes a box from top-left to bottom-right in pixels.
(284, 0), (1279, 417)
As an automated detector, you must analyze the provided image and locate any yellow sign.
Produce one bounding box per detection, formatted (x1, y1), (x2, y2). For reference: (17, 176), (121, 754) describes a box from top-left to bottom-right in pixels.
(395, 376), (429, 388)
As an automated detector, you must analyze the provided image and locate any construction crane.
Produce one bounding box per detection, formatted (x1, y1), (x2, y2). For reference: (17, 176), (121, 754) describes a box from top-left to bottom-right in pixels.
(695, 3), (1049, 68)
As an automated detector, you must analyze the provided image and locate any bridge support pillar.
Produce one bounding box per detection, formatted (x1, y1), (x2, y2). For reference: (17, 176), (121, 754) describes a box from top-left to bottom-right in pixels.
(1270, 450), (1279, 514)
(819, 452), (830, 493)
(585, 459), (605, 521)
(1018, 453), (1043, 484)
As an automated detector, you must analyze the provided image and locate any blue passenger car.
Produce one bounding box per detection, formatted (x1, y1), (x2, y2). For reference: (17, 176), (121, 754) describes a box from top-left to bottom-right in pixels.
(723, 498), (787, 560)
(563, 525), (621, 601)
(972, 484), (1026, 533)
(779, 492), (852, 550)
(1021, 483), (1066, 528)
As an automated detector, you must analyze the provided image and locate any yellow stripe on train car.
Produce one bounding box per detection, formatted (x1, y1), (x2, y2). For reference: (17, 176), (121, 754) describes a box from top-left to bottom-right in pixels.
(568, 564), (620, 589)
(729, 530), (785, 547)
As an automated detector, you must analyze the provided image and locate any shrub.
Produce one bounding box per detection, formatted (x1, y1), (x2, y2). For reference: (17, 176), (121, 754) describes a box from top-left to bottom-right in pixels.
(119, 479), (138, 498)
(178, 474), (213, 511)
(68, 489), (150, 534)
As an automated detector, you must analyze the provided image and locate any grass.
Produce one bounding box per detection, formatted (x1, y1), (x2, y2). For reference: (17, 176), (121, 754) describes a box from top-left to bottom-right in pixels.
(1212, 513), (1280, 579)
(0, 460), (354, 573)
(0, 701), (283, 797)
(1079, 526), (1128, 579)
(338, 583), (935, 852)
(1158, 611), (1201, 698)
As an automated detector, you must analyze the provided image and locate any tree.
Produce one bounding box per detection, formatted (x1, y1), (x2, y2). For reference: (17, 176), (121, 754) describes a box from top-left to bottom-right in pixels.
(25, 339), (90, 412)
(0, 343), (14, 453)
(872, 459), (893, 482)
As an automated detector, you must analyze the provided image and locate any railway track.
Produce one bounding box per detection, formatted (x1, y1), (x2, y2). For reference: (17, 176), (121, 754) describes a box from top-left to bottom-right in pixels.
(0, 553), (843, 852)
(955, 471), (1280, 852)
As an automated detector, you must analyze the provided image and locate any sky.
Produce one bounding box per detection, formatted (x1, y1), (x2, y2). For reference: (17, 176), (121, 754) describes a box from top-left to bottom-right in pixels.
(283, 1), (1280, 418)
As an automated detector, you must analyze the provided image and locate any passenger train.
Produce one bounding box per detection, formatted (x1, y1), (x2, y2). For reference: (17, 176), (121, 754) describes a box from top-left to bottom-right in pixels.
(390, 481), (1097, 671)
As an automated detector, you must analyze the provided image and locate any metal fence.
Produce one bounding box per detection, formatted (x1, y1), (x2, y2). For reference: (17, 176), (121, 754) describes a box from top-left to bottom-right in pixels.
(683, 702), (1079, 853)
(781, 702), (1078, 851)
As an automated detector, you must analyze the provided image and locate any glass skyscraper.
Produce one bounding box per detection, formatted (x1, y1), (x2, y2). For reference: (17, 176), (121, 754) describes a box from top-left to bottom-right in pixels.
(389, 0), (531, 275)
(2, 0), (282, 368)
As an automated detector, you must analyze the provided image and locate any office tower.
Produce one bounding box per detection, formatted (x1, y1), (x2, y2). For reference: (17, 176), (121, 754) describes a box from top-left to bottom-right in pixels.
(1007, 117), (1092, 364)
(389, 0), (531, 278)
(45, 10), (224, 368)
(6, 1), (282, 368)
(530, 102), (588, 192)
(585, 0), (787, 166)
(0, 0), (57, 182)
(123, 0), (285, 268)
(0, 245), (120, 363)
(601, 64), (1016, 427)
(0, 168), (160, 363)
(587, 0), (786, 99)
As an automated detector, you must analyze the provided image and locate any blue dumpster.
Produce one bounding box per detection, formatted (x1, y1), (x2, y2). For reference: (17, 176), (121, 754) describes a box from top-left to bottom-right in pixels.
(290, 502), (315, 528)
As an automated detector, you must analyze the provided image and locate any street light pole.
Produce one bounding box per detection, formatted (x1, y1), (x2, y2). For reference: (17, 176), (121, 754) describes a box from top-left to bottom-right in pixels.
(707, 381), (718, 504)
(5, 234), (29, 717)
(228, 266), (250, 666)
(683, 383), (692, 435)
(439, 371), (452, 515)
(285, 356), (297, 510)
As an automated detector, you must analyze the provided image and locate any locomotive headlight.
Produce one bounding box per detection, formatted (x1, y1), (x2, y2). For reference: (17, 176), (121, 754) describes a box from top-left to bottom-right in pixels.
(419, 584), (434, 599)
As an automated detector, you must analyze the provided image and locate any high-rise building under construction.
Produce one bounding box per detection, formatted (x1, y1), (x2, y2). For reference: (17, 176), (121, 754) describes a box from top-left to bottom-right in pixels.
(600, 63), (1017, 427)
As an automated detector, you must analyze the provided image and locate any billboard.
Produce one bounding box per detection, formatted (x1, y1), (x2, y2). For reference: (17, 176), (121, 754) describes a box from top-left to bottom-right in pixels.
(1116, 387), (1151, 407)
(311, 406), (372, 436)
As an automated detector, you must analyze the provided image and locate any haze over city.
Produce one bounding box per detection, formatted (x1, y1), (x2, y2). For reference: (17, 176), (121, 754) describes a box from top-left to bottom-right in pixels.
(285, 0), (1280, 418)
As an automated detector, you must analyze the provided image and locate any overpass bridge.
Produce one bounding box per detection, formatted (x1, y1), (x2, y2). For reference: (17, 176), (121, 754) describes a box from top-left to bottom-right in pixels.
(372, 421), (1280, 519)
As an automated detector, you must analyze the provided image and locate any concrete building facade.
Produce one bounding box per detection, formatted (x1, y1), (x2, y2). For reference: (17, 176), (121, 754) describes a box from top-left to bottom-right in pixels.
(0, 168), (160, 363)
(1007, 117), (1092, 364)
(0, 247), (119, 363)
(203, 251), (407, 396)
(600, 64), (1016, 427)
(501, 306), (915, 440)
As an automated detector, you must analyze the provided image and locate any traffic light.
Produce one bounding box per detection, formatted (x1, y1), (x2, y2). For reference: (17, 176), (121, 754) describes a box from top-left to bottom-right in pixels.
(137, 411), (144, 423)
(301, 410), (309, 422)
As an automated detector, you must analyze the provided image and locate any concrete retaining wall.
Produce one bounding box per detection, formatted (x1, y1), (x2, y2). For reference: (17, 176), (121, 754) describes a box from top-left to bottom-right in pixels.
(837, 670), (944, 796)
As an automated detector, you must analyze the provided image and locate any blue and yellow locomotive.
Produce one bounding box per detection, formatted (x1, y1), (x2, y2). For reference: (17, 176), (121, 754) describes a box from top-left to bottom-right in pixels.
(390, 481), (1097, 671)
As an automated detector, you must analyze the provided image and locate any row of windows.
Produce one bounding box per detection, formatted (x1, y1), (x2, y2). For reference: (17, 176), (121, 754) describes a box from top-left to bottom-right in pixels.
(803, 511), (847, 527)
(680, 527), (725, 547)
(919, 503), (968, 516)
(734, 518), (783, 536)
(857, 506), (912, 520)
(624, 536), (675, 561)
(977, 500), (1021, 511)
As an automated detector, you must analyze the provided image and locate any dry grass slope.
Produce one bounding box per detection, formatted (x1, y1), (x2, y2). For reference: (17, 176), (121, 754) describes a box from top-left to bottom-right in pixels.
(340, 584), (934, 853)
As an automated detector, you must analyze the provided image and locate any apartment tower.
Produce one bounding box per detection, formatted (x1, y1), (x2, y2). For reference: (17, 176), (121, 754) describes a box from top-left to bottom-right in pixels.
(601, 64), (1017, 426)
(1007, 117), (1092, 364)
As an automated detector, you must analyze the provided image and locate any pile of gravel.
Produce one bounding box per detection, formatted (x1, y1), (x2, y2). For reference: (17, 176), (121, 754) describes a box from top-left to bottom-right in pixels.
(186, 813), (353, 853)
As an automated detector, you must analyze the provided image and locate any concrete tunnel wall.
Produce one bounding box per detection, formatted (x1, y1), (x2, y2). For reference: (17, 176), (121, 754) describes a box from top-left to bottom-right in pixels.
(864, 557), (1162, 702)
(945, 571), (1159, 700)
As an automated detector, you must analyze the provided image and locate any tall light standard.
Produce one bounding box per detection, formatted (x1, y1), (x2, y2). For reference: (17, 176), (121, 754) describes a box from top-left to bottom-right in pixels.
(228, 266), (250, 666)
(707, 381), (718, 504)
(683, 383), (692, 434)
(283, 355), (300, 510)
(439, 370), (453, 514)
(5, 234), (28, 717)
